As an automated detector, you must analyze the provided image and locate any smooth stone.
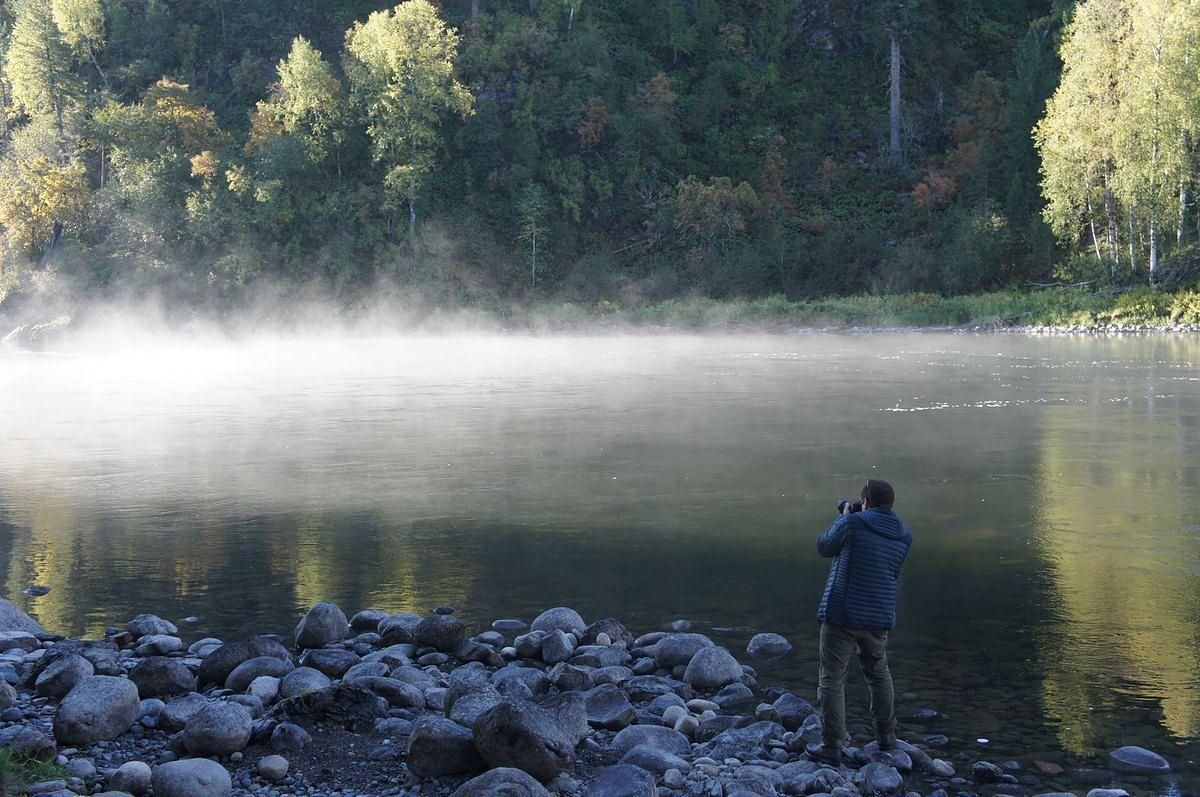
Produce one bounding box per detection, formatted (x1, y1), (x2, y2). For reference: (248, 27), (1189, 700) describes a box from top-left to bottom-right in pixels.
(1086, 791), (1131, 797)
(277, 666), (332, 699)
(126, 614), (177, 639)
(151, 758), (231, 797)
(619, 743), (693, 775)
(746, 633), (793, 662)
(270, 722), (311, 751)
(584, 683), (636, 730)
(247, 675), (280, 705)
(352, 676), (425, 708)
(929, 758), (955, 777)
(450, 766), (553, 797)
(65, 758), (96, 779)
(197, 637), (291, 687)
(182, 701), (252, 756)
(378, 614), (422, 645)
(589, 764), (656, 797)
(110, 761), (152, 795)
(683, 647), (744, 689)
(292, 602), (346, 648)
(1108, 746), (1171, 773)
(540, 630), (576, 665)
(257, 754), (289, 781)
(134, 635), (185, 656)
(343, 661), (390, 681)
(530, 607), (587, 637)
(713, 681), (756, 710)
(493, 665), (550, 696)
(128, 657), (196, 699)
(36, 654), (95, 700)
(772, 692), (815, 731)
(225, 656), (294, 692)
(415, 615), (466, 653)
(298, 648), (360, 679)
(349, 609), (388, 633)
(493, 619), (529, 635)
(157, 693), (209, 733)
(701, 721), (785, 759)
(652, 633), (715, 667)
(53, 676), (140, 745)
(406, 716), (484, 778)
(973, 761), (1003, 783)
(612, 724), (691, 757)
(855, 762), (903, 795)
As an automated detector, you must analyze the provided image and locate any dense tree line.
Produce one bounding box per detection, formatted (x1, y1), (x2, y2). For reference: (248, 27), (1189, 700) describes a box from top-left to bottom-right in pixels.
(0, 0), (1081, 312)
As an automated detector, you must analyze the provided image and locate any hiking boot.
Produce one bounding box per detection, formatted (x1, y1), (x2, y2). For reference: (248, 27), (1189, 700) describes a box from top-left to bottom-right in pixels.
(805, 741), (843, 767)
(877, 730), (897, 752)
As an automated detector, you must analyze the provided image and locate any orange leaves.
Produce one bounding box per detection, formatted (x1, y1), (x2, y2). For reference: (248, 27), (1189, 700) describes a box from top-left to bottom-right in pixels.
(577, 96), (609, 151)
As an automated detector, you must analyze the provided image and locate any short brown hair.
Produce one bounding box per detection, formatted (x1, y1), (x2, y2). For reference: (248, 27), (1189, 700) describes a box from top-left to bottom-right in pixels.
(861, 479), (895, 507)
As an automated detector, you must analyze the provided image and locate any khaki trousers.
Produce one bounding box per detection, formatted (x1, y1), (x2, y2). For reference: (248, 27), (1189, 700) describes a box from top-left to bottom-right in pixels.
(817, 622), (896, 745)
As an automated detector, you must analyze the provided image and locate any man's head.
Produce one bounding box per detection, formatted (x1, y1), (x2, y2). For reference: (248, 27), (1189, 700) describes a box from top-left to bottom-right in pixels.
(860, 479), (895, 509)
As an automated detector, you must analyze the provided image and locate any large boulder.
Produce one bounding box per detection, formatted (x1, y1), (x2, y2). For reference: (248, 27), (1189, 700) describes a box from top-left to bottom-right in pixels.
(415, 615), (466, 653)
(183, 701), (253, 756)
(538, 692), (588, 747)
(294, 602), (348, 649)
(226, 656), (295, 692)
(53, 676), (140, 745)
(450, 767), (554, 797)
(151, 759), (232, 797)
(269, 683), (387, 731)
(530, 607), (586, 637)
(1109, 746), (1171, 773)
(35, 653), (94, 699)
(406, 716), (484, 778)
(0, 598), (45, 634)
(198, 636), (291, 687)
(746, 633), (792, 663)
(652, 634), (714, 668)
(473, 700), (576, 781)
(683, 646), (744, 689)
(128, 657), (196, 699)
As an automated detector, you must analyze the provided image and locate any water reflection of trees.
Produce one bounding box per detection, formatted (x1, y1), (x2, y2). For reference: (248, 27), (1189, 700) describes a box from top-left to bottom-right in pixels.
(1035, 388), (1200, 753)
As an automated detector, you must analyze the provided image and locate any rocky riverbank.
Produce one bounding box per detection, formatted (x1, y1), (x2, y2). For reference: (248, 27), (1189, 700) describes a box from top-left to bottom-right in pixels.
(0, 599), (1177, 797)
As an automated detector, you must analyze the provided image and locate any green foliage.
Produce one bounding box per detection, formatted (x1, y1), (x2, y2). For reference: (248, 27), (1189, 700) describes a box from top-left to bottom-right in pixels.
(4, 0), (81, 131)
(0, 747), (67, 795)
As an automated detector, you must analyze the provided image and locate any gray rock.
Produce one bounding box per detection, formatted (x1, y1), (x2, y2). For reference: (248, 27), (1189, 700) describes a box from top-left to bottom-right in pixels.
(128, 657), (195, 699)
(856, 762), (903, 795)
(277, 667), (332, 699)
(1108, 745), (1171, 773)
(549, 663), (593, 693)
(583, 684), (636, 730)
(350, 609), (388, 633)
(701, 721), (785, 760)
(611, 724), (691, 758)
(110, 761), (152, 796)
(0, 598), (46, 634)
(623, 675), (677, 701)
(448, 683), (504, 727)
(0, 725), (56, 760)
(581, 618), (634, 646)
(298, 648), (360, 679)
(747, 633), (792, 662)
(197, 637), (291, 687)
(225, 656), (295, 692)
(928, 758), (955, 777)
(0, 679), (17, 710)
(353, 676), (425, 708)
(530, 607), (586, 636)
(151, 758), (231, 797)
(270, 722), (311, 751)
(972, 761), (1003, 783)
(53, 675), (140, 745)
(225, 693), (264, 717)
(683, 646), (744, 689)
(343, 661), (390, 681)
(1086, 790), (1131, 797)
(406, 716), (484, 778)
(619, 743), (692, 775)
(589, 764), (656, 797)
(294, 602), (348, 649)
(390, 665), (438, 692)
(157, 693), (209, 732)
(0, 630), (41, 652)
(540, 630), (576, 664)
(473, 700), (576, 781)
(135, 635), (185, 656)
(257, 754), (289, 781)
(183, 701), (253, 756)
(247, 675), (280, 705)
(127, 614), (177, 639)
(450, 767), (553, 797)
(652, 633), (715, 668)
(493, 664), (550, 696)
(773, 692), (815, 731)
(415, 614), (466, 652)
(268, 683), (387, 732)
(36, 654), (95, 699)
(378, 614), (421, 645)
(538, 692), (588, 746)
(493, 619), (529, 635)
(713, 681), (755, 710)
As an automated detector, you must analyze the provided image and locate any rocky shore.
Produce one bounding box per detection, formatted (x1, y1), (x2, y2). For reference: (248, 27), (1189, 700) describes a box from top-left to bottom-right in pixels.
(0, 599), (1176, 797)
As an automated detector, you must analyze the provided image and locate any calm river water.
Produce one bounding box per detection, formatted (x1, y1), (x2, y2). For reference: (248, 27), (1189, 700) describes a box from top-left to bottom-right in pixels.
(0, 332), (1197, 790)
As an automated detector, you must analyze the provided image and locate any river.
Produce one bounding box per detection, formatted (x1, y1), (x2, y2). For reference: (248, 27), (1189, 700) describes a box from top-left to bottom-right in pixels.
(0, 332), (1196, 791)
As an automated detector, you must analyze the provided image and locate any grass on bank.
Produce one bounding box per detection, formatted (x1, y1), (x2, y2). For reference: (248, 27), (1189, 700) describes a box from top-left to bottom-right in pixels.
(519, 286), (1200, 331)
(0, 749), (67, 796)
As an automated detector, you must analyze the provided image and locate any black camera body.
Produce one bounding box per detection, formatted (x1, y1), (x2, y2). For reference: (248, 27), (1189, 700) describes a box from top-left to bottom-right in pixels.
(837, 499), (863, 514)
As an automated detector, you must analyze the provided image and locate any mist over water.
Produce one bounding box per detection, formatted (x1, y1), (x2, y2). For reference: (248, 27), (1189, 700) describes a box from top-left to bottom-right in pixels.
(1, 329), (1198, 787)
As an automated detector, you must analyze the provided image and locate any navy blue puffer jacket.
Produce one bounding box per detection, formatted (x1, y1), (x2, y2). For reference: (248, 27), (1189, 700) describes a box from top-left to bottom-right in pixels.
(817, 506), (912, 630)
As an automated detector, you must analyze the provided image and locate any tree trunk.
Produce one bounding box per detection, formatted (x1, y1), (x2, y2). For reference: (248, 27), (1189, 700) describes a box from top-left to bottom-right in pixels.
(1129, 207), (1137, 274)
(889, 30), (902, 163)
(471, 0), (479, 19)
(1085, 176), (1102, 267)
(409, 196), (417, 244)
(1104, 162), (1118, 279)
(530, 232), (537, 288)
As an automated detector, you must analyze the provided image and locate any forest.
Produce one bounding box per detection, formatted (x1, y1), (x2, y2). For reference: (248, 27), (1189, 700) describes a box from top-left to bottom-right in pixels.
(1, 0), (1198, 318)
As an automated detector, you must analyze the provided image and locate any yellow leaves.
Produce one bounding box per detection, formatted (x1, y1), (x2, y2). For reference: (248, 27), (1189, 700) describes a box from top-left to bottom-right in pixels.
(0, 155), (89, 253)
(144, 79), (227, 154)
(189, 150), (221, 184)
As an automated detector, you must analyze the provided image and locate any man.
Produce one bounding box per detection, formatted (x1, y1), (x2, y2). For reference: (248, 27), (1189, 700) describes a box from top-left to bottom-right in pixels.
(808, 478), (912, 766)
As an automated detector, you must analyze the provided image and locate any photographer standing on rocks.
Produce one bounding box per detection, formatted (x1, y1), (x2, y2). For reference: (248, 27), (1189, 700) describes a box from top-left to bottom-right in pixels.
(808, 478), (912, 766)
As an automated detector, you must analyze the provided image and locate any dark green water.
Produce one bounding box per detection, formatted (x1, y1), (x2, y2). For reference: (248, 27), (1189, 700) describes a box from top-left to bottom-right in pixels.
(0, 333), (1197, 792)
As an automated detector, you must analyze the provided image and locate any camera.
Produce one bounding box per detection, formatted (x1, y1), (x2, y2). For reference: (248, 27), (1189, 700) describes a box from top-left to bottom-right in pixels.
(837, 499), (863, 514)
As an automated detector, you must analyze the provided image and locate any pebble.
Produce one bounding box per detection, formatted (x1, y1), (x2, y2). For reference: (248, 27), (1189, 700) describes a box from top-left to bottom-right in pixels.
(258, 754), (290, 781)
